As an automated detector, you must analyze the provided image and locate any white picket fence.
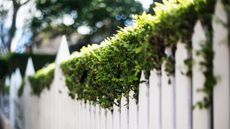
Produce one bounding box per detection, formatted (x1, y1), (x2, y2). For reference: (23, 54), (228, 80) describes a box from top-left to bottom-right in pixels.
(1, 1), (229, 129)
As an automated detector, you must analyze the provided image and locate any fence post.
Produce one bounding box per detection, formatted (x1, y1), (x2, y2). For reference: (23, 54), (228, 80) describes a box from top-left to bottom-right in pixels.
(192, 20), (211, 129)
(149, 69), (161, 129)
(213, 1), (230, 129)
(175, 42), (192, 129)
(138, 71), (149, 129)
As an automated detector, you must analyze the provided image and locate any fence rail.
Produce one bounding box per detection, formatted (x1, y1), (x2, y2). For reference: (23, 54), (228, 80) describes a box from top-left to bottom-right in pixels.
(1, 1), (229, 129)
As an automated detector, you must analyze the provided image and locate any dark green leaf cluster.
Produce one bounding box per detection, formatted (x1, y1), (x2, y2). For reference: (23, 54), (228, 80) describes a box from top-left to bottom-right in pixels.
(60, 0), (217, 108)
(28, 63), (55, 96)
(0, 53), (55, 80)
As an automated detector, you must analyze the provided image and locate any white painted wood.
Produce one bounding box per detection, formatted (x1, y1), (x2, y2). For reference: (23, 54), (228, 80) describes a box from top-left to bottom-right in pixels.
(121, 97), (128, 129)
(86, 102), (90, 129)
(90, 104), (96, 129)
(175, 42), (192, 129)
(149, 69), (161, 129)
(107, 109), (113, 129)
(100, 107), (106, 129)
(54, 35), (73, 129)
(113, 103), (120, 129)
(161, 63), (175, 129)
(138, 71), (149, 129)
(78, 101), (83, 129)
(95, 104), (100, 129)
(25, 58), (35, 76)
(14, 68), (23, 129)
(23, 58), (35, 129)
(55, 35), (70, 66)
(9, 72), (16, 129)
(213, 1), (230, 129)
(192, 21), (211, 129)
(129, 91), (138, 129)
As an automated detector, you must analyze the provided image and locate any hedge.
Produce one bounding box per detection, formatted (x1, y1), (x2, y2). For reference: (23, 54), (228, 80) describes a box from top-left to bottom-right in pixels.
(28, 63), (55, 96)
(29, 0), (229, 109)
(0, 53), (55, 79)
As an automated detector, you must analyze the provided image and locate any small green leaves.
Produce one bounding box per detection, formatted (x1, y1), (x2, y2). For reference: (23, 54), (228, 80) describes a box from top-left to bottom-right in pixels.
(29, 63), (55, 96)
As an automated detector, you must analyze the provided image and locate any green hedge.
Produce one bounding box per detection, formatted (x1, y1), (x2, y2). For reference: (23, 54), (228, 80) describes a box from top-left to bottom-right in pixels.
(28, 0), (227, 109)
(60, 0), (216, 108)
(0, 53), (55, 79)
(28, 63), (55, 96)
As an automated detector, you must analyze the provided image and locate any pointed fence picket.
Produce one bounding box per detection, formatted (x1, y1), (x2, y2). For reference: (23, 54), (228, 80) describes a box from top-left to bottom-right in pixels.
(161, 63), (175, 129)
(213, 1), (230, 129)
(113, 103), (120, 129)
(23, 58), (35, 129)
(192, 21), (211, 129)
(138, 71), (149, 129)
(149, 69), (161, 129)
(8, 3), (230, 129)
(175, 42), (192, 129)
(128, 91), (138, 129)
(121, 97), (128, 129)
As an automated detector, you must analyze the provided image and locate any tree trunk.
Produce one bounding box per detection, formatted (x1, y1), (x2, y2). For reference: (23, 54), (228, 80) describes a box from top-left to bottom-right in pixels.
(7, 2), (20, 52)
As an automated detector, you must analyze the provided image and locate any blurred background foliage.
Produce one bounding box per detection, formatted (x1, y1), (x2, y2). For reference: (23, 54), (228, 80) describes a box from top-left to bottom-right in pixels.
(31, 0), (144, 51)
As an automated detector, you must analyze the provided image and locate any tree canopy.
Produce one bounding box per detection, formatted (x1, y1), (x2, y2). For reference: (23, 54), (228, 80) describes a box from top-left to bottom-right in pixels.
(31, 0), (144, 51)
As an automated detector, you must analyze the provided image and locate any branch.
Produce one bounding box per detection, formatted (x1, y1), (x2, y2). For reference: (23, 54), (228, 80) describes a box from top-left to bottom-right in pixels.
(21, 0), (30, 6)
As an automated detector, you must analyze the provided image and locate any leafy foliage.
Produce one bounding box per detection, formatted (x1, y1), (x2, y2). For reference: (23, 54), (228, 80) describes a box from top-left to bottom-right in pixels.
(60, 0), (217, 108)
(28, 63), (55, 96)
(0, 53), (55, 80)
(31, 0), (143, 46)
(28, 0), (219, 109)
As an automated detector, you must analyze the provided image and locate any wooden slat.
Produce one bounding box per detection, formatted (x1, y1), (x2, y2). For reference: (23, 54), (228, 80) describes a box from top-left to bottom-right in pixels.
(175, 42), (192, 129)
(149, 69), (161, 129)
(138, 71), (149, 129)
(113, 104), (120, 129)
(161, 63), (175, 129)
(129, 91), (138, 129)
(213, 1), (230, 129)
(192, 20), (210, 129)
(121, 97), (128, 129)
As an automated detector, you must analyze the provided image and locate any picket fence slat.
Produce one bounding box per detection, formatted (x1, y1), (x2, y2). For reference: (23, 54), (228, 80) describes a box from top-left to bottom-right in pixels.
(129, 91), (138, 129)
(161, 63), (175, 129)
(192, 20), (211, 129)
(100, 107), (106, 129)
(113, 104), (120, 129)
(213, 1), (230, 129)
(175, 42), (192, 129)
(138, 71), (149, 129)
(106, 110), (113, 129)
(95, 104), (100, 129)
(149, 69), (161, 129)
(121, 97), (128, 129)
